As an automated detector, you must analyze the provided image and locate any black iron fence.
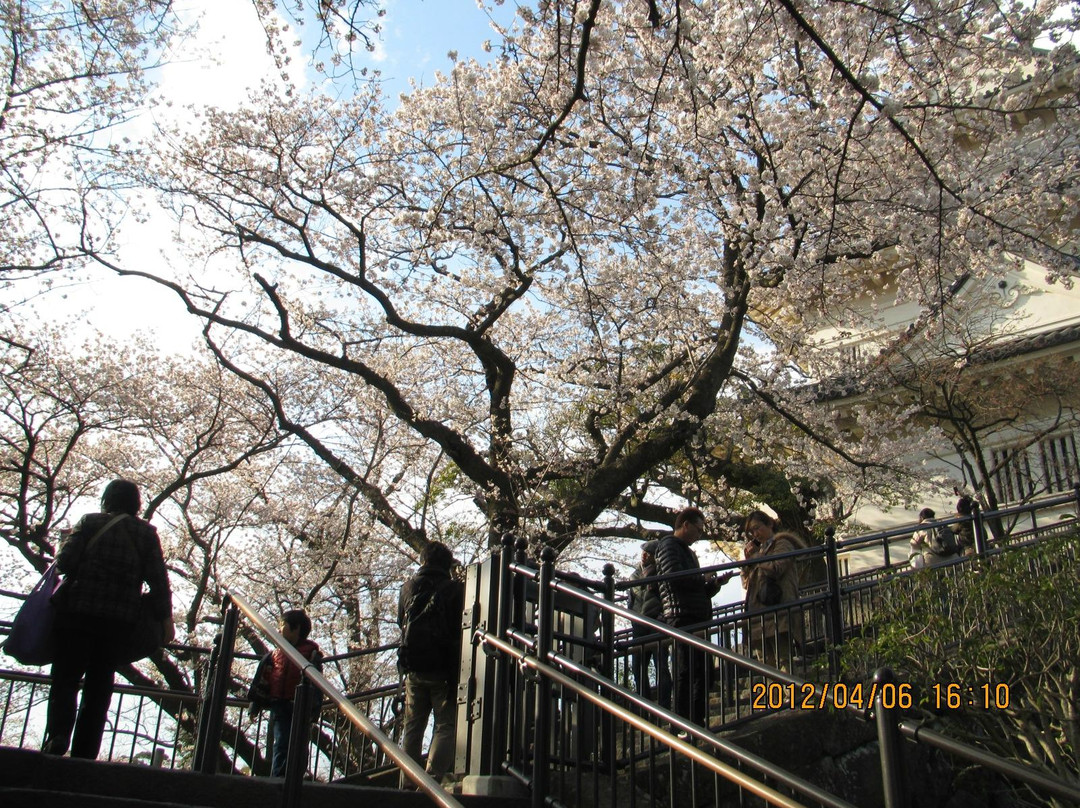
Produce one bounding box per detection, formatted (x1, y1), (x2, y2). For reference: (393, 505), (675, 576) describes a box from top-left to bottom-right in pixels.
(0, 627), (405, 786)
(454, 487), (1080, 807)
(1, 485), (1079, 807)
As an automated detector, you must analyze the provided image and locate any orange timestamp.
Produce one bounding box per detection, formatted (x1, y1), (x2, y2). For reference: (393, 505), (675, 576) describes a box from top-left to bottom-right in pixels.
(749, 681), (913, 711)
(932, 682), (1012, 711)
(749, 681), (1013, 712)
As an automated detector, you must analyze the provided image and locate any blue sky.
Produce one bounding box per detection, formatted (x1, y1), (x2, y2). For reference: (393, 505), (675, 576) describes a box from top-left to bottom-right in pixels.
(374, 0), (520, 95)
(154, 0), (521, 108)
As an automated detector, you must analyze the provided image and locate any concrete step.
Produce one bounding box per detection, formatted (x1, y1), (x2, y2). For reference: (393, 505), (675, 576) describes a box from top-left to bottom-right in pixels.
(0, 746), (525, 808)
(0, 787), (216, 808)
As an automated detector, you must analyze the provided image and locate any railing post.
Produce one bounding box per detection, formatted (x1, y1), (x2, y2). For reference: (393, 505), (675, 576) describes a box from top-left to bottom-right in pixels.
(193, 596), (239, 775)
(532, 545), (557, 808)
(485, 532), (516, 777)
(191, 637), (217, 770)
(600, 563), (616, 775)
(282, 677), (317, 808)
(823, 528), (844, 678)
(512, 536), (530, 777)
(874, 667), (908, 808)
(972, 500), (988, 555)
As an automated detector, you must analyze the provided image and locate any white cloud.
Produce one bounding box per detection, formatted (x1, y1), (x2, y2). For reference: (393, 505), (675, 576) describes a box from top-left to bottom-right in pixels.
(155, 0), (306, 113)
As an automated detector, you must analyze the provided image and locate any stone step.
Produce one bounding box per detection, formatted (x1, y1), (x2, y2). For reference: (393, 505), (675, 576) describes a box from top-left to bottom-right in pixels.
(0, 787), (216, 808)
(0, 746), (524, 808)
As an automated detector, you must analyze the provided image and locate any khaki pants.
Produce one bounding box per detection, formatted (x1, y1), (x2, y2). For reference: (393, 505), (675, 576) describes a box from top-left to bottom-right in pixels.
(400, 671), (457, 784)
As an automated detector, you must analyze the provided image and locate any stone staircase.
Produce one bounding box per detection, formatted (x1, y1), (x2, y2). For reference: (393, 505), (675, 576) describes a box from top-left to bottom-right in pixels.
(0, 746), (526, 808)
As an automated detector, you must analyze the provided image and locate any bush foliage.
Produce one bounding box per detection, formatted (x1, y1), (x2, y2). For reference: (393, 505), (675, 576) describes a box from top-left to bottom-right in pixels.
(843, 535), (1080, 796)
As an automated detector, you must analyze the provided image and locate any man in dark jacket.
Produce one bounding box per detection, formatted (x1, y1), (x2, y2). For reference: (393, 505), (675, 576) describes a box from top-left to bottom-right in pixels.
(654, 507), (732, 727)
(397, 541), (464, 785)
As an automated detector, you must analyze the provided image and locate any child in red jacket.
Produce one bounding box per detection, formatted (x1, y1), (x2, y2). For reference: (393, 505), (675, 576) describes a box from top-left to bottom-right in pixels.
(249, 609), (322, 777)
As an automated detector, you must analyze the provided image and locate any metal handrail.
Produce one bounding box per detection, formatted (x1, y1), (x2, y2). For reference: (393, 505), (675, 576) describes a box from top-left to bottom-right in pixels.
(615, 543), (824, 594)
(539, 639), (859, 808)
(547, 566), (883, 725)
(899, 719), (1080, 803)
(550, 572), (821, 688)
(223, 589), (464, 808)
(834, 487), (1079, 552)
(477, 629), (830, 808)
(510, 539), (1080, 807)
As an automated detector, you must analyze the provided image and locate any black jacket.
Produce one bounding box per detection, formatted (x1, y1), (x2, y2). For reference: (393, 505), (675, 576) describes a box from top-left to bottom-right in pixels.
(654, 535), (717, 625)
(57, 512), (171, 624)
(397, 565), (465, 678)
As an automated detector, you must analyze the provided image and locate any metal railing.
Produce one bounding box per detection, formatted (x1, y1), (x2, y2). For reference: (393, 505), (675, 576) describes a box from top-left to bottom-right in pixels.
(2, 484), (1078, 807)
(454, 499), (1080, 808)
(0, 645), (209, 769)
(194, 589), (464, 807)
(0, 646), (408, 778)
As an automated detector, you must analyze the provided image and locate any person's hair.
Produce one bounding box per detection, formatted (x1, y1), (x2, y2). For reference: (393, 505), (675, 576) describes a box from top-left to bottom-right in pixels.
(281, 609), (312, 640)
(101, 479), (141, 516)
(420, 541), (455, 570)
(674, 507), (705, 529)
(743, 510), (777, 535)
(956, 495), (974, 516)
(919, 507), (936, 521)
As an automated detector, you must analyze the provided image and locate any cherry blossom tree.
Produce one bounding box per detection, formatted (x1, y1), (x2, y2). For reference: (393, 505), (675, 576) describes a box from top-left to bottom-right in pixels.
(94, 0), (1077, 551)
(251, 0), (385, 79)
(0, 325), (262, 589)
(0, 332), (123, 569)
(0, 325), (416, 768)
(0, 0), (181, 291)
(1, 323), (440, 772)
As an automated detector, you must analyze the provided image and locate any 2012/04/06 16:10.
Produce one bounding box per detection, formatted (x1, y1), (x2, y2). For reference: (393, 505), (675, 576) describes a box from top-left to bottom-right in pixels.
(749, 681), (914, 711)
(748, 681), (1012, 711)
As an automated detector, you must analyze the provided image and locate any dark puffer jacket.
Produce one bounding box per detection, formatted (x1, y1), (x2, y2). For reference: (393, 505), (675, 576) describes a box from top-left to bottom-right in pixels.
(265, 638), (322, 701)
(654, 534), (718, 625)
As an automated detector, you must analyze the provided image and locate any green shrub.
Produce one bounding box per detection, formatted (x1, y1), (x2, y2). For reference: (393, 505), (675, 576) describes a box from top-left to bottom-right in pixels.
(842, 536), (1080, 796)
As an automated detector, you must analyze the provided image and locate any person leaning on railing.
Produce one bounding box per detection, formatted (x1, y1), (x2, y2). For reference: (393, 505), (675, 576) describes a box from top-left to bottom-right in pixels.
(655, 507), (734, 727)
(741, 510), (805, 671)
(954, 494), (976, 555)
(247, 609), (323, 778)
(909, 507), (960, 568)
(627, 540), (672, 708)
